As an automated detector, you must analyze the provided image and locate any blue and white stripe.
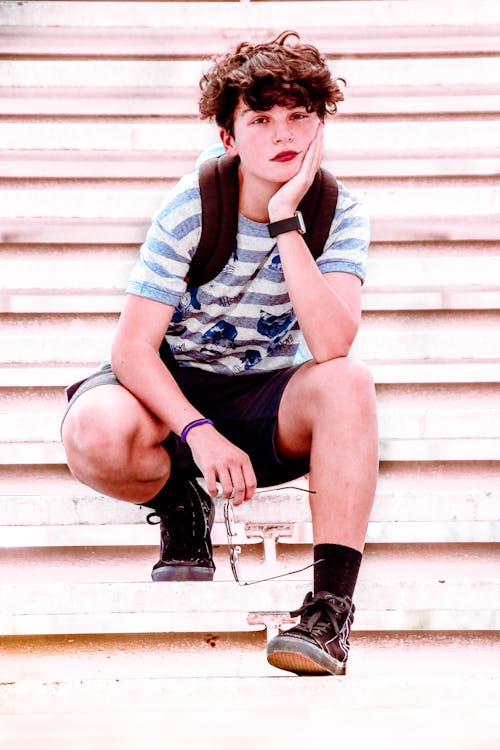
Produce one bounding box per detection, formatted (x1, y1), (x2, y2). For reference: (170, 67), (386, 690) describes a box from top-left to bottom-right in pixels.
(126, 169), (369, 375)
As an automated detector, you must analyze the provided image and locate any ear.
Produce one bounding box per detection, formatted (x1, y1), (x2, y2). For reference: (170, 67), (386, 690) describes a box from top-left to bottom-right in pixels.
(219, 127), (238, 157)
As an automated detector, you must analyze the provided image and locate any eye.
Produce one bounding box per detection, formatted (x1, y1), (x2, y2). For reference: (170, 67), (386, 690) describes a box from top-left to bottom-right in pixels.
(291, 112), (308, 120)
(252, 116), (268, 125)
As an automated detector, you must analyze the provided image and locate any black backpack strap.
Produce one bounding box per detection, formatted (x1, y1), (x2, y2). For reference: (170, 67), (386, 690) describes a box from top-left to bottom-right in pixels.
(189, 155), (337, 286)
(186, 153), (240, 287)
(299, 167), (339, 259)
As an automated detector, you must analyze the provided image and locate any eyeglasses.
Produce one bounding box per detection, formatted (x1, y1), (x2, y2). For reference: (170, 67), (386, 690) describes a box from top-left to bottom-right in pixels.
(223, 499), (243, 583)
(222, 486), (323, 586)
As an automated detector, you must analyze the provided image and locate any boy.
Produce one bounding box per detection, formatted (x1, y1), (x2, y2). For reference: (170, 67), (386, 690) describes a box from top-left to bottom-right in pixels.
(61, 31), (378, 676)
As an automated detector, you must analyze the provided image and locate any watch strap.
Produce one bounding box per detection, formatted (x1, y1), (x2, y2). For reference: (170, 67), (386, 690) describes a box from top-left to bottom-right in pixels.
(268, 211), (305, 238)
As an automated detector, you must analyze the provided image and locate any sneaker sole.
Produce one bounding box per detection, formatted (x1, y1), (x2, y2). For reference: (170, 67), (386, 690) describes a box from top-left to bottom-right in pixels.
(267, 637), (347, 676)
(151, 565), (215, 582)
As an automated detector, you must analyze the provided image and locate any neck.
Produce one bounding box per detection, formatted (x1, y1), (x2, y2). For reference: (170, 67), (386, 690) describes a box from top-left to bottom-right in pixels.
(237, 168), (281, 223)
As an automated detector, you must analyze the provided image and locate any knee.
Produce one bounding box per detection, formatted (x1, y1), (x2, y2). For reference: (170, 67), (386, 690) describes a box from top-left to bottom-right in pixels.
(307, 357), (376, 408)
(62, 401), (138, 478)
(337, 357), (375, 399)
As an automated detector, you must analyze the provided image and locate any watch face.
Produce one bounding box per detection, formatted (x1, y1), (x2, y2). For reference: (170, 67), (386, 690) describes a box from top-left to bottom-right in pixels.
(296, 211), (306, 234)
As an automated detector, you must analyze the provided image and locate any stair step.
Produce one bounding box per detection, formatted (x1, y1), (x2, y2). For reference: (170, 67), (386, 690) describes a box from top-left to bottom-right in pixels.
(5, 441), (499, 465)
(2, 322), (498, 365)
(2, 120), (498, 155)
(2, 85), (498, 117)
(3, 22), (500, 56)
(5, 150), (500, 180)
(1, 520), (498, 547)
(3, 407), (500, 464)
(1, 579), (498, 636)
(1, 630), (498, 681)
(2, 184), (499, 247)
(3, 56), (499, 90)
(4, 0), (500, 29)
(2, 214), (498, 244)
(3, 541), (496, 582)
(4, 186), (497, 220)
(4, 289), (500, 314)
(4, 255), (498, 291)
(1, 482), (499, 545)
(2, 256), (499, 314)
(1, 674), (498, 750)
(1, 361), (499, 386)
(2, 480), (498, 524)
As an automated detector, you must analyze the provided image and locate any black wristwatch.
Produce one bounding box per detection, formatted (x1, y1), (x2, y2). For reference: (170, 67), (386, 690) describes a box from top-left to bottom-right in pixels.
(268, 210), (306, 238)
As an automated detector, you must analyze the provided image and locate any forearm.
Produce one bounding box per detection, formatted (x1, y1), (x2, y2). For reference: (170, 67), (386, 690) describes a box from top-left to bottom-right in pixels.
(111, 339), (204, 437)
(277, 232), (360, 361)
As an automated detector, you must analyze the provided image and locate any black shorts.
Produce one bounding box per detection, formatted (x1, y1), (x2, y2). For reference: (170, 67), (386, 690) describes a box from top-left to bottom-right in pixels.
(63, 362), (310, 487)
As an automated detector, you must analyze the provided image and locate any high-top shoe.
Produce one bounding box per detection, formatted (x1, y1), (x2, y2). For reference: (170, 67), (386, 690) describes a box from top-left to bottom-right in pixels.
(146, 476), (215, 581)
(266, 591), (355, 675)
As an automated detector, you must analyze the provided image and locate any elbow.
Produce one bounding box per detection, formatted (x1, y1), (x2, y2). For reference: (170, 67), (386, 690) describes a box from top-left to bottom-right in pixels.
(314, 341), (352, 364)
(111, 335), (158, 379)
(311, 325), (358, 364)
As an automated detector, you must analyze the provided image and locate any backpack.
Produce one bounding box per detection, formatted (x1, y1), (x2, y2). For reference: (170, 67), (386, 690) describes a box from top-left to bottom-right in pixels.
(186, 152), (339, 287)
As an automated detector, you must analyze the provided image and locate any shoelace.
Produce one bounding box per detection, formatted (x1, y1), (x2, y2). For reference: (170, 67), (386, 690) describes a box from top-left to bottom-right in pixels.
(146, 511), (164, 525)
(144, 477), (210, 529)
(146, 504), (208, 559)
(291, 593), (352, 638)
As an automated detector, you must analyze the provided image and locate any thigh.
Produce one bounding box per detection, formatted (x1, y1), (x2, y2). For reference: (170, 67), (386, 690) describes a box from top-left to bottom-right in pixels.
(61, 367), (169, 453)
(171, 366), (310, 486)
(275, 359), (319, 459)
(276, 356), (374, 458)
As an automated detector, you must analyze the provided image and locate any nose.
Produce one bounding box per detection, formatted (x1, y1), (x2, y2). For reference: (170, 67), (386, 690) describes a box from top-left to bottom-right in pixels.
(273, 122), (293, 143)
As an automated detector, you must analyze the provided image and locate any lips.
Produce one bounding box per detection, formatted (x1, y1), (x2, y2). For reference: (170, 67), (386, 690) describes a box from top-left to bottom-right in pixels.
(271, 151), (299, 162)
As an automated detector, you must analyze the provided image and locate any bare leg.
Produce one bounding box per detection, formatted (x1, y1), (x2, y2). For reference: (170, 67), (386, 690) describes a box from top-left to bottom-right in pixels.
(276, 357), (379, 551)
(61, 384), (172, 504)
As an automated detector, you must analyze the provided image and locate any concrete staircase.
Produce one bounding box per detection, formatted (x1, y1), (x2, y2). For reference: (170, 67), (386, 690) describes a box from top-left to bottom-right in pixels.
(1, 2), (499, 747)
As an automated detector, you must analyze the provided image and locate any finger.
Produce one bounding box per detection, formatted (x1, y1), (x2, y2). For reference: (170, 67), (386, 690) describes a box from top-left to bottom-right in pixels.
(309, 123), (324, 165)
(242, 460), (257, 502)
(203, 467), (219, 498)
(230, 467), (247, 506)
(301, 127), (323, 178)
(217, 467), (233, 500)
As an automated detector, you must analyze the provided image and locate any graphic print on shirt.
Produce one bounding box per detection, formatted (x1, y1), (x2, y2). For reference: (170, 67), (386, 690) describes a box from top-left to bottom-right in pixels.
(267, 253), (282, 273)
(187, 286), (202, 310)
(169, 286), (202, 336)
(237, 349), (263, 371)
(218, 244), (239, 276)
(257, 309), (295, 354)
(200, 320), (238, 357)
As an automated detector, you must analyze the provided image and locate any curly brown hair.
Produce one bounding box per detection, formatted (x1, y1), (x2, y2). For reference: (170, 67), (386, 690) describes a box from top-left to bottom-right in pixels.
(199, 31), (344, 135)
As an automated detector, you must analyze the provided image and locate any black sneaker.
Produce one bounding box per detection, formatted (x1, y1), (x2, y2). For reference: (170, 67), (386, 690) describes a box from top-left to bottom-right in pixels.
(266, 591), (355, 676)
(146, 477), (215, 582)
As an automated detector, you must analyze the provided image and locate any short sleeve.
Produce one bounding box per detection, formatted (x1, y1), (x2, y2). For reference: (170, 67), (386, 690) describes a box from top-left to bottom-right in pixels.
(316, 181), (370, 284)
(126, 172), (202, 306)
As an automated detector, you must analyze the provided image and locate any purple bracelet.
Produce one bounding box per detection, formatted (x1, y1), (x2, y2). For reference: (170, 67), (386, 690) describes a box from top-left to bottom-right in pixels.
(180, 418), (214, 443)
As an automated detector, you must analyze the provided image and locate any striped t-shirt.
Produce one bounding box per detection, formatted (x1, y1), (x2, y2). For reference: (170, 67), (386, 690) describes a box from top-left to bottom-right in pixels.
(126, 168), (369, 376)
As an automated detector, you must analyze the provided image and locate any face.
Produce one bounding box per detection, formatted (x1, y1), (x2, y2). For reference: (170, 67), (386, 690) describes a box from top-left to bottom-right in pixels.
(220, 99), (321, 189)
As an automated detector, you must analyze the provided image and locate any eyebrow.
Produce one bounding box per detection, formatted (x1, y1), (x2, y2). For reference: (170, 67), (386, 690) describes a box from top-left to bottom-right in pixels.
(240, 105), (307, 117)
(240, 107), (260, 117)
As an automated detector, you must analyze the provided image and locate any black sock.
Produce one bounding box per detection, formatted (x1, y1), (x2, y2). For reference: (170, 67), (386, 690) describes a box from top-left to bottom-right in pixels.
(141, 474), (180, 514)
(141, 470), (201, 514)
(313, 543), (362, 600)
